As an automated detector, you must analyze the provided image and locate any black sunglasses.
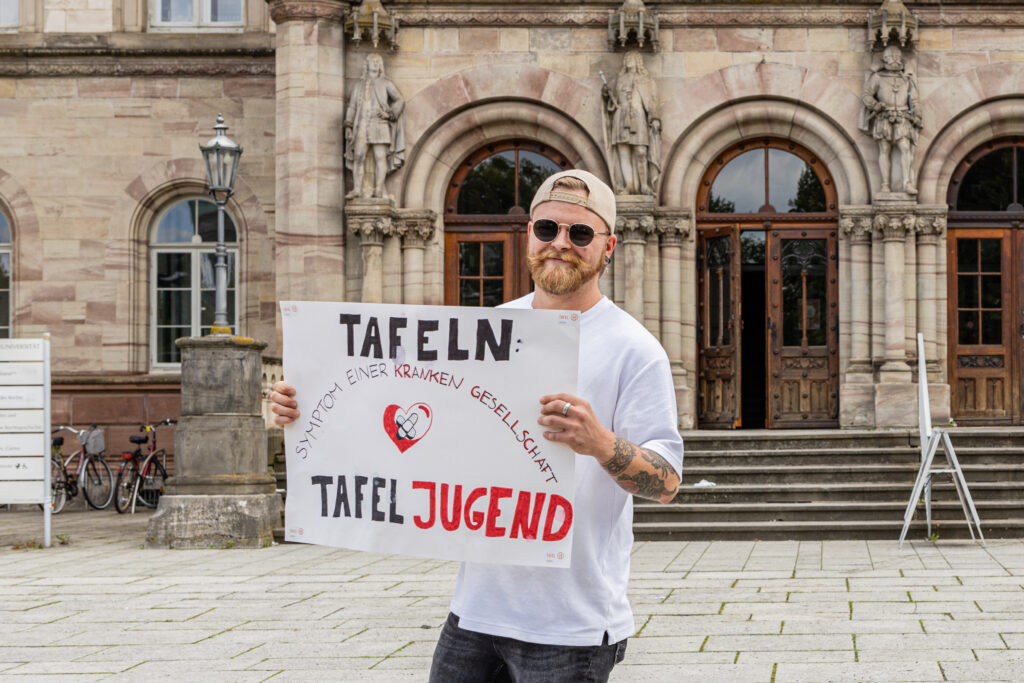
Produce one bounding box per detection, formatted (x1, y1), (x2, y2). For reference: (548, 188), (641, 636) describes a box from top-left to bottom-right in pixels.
(532, 219), (610, 247)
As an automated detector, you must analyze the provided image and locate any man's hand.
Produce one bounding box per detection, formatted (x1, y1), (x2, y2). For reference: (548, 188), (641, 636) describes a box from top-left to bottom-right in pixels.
(269, 381), (299, 427)
(538, 393), (680, 503)
(538, 393), (615, 460)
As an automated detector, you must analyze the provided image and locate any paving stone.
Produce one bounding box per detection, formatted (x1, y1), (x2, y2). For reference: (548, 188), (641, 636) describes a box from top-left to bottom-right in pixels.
(775, 661), (944, 681)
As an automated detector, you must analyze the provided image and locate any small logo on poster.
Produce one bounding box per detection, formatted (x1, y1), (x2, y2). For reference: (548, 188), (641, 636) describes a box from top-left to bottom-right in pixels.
(383, 402), (433, 453)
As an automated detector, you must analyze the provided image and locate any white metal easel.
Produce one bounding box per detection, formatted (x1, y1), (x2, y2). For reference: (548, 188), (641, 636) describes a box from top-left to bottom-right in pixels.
(898, 333), (985, 547)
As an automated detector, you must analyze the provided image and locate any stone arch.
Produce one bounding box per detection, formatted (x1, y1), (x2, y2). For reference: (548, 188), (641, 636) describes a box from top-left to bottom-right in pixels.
(115, 158), (273, 372)
(0, 169), (41, 335)
(398, 68), (609, 302)
(917, 97), (1024, 205)
(659, 63), (870, 207)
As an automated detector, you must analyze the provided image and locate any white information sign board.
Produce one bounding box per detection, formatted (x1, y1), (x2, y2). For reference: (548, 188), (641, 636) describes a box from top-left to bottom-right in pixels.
(282, 302), (580, 568)
(0, 338), (51, 546)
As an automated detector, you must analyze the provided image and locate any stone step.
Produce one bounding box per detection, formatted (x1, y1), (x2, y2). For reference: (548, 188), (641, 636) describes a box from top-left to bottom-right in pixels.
(633, 500), (1024, 523)
(680, 463), (1024, 485)
(681, 446), (1024, 466)
(671, 480), (1024, 503)
(633, 518), (1020, 541)
(683, 427), (1024, 451)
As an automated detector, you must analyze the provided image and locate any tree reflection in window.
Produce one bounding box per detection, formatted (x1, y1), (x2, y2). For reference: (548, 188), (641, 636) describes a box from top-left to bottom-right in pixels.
(457, 150), (562, 215)
(706, 143), (828, 214)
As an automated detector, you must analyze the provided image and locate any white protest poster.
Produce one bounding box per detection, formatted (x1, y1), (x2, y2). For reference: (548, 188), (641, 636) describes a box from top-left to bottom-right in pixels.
(281, 302), (580, 568)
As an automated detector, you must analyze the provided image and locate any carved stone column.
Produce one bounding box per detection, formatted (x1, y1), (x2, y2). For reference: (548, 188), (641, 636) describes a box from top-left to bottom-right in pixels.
(839, 210), (875, 427)
(396, 209), (437, 305)
(916, 209), (950, 423)
(656, 209), (693, 428)
(615, 196), (656, 324)
(644, 233), (661, 339)
(873, 202), (918, 427)
(346, 200), (395, 303)
(268, 0), (348, 309)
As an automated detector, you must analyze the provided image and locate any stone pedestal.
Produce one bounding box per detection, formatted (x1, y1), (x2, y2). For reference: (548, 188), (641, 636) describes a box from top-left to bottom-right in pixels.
(615, 195), (656, 324)
(346, 199), (396, 303)
(147, 336), (281, 549)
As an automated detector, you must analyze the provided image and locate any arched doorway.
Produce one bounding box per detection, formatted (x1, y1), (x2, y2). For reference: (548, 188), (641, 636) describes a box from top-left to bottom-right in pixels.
(443, 141), (568, 306)
(695, 138), (839, 428)
(947, 137), (1024, 424)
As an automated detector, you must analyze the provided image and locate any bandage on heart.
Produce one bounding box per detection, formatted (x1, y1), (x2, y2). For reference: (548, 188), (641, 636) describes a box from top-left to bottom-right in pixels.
(382, 403), (433, 453)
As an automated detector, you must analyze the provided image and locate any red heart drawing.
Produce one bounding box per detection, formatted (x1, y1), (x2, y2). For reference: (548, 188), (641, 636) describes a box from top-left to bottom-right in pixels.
(383, 403), (433, 453)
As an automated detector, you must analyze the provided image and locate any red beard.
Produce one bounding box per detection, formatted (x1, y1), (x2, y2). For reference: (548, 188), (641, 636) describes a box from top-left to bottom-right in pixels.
(528, 249), (602, 295)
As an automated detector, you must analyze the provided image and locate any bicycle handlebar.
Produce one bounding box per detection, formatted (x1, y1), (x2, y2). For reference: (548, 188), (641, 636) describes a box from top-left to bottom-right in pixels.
(52, 425), (96, 435)
(139, 418), (178, 432)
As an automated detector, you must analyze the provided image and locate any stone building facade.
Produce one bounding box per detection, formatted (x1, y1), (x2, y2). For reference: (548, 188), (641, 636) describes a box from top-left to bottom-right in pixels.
(1, 0), (1023, 449)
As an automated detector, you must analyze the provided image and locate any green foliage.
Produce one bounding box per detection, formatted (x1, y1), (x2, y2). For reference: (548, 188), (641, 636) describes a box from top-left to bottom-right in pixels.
(788, 165), (827, 212)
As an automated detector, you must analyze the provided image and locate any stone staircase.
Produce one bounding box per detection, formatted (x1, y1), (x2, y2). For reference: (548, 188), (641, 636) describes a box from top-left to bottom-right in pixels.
(634, 427), (1024, 541)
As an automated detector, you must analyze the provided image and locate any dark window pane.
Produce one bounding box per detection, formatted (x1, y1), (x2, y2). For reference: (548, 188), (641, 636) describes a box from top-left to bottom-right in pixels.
(482, 280), (503, 307)
(210, 0), (242, 22)
(459, 279), (480, 306)
(156, 327), (190, 363)
(0, 212), (10, 243)
(740, 231), (765, 265)
(0, 253), (9, 289)
(781, 240), (827, 346)
(0, 327), (8, 339)
(197, 201), (237, 243)
(157, 253), (191, 288)
(981, 311), (1002, 345)
(709, 149), (764, 213)
(517, 151), (561, 210)
(957, 239), (978, 273)
(459, 243), (480, 277)
(0, 292), (8, 329)
(958, 310), (979, 345)
(199, 252), (236, 289)
(705, 235), (731, 345)
(157, 291), (190, 326)
(981, 275), (1002, 308)
(768, 149), (827, 213)
(957, 148), (1014, 211)
(1018, 146), (1024, 206)
(457, 152), (517, 214)
(957, 275), (978, 309)
(162, 0), (193, 23)
(979, 238), (1001, 272)
(482, 242), (503, 277)
(200, 290), (235, 327)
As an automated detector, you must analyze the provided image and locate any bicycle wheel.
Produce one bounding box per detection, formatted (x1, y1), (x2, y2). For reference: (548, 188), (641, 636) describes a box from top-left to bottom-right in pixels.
(46, 455), (68, 514)
(132, 456), (167, 512)
(114, 461), (138, 514)
(81, 456), (114, 510)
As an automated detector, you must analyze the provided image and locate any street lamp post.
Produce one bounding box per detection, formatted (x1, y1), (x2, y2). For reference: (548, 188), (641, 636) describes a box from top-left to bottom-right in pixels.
(199, 114), (243, 336)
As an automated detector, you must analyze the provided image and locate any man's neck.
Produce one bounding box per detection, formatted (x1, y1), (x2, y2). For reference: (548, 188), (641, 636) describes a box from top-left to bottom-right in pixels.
(531, 281), (604, 312)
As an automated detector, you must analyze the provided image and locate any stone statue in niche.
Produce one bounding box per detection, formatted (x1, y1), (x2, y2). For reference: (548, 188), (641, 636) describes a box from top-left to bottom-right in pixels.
(601, 51), (661, 195)
(858, 44), (922, 194)
(345, 54), (406, 200)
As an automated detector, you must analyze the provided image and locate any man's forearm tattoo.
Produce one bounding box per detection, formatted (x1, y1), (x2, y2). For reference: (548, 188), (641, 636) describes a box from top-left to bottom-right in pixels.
(604, 437), (676, 501)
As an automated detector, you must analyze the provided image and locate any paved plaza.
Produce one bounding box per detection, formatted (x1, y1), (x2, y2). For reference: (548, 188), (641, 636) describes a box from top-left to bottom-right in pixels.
(1, 508), (1024, 682)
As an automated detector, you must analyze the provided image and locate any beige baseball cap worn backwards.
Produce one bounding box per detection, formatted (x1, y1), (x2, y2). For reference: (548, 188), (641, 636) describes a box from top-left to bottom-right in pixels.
(529, 169), (617, 234)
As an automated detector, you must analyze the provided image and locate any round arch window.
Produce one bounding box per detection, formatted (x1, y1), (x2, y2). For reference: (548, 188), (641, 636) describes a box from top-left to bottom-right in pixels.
(949, 139), (1024, 212)
(151, 198), (239, 365)
(697, 139), (836, 215)
(444, 142), (568, 307)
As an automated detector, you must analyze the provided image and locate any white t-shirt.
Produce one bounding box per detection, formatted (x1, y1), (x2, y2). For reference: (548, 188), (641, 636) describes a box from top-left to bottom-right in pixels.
(450, 294), (684, 646)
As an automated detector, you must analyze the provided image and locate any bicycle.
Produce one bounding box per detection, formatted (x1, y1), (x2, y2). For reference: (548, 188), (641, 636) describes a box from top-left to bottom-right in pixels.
(44, 425), (114, 513)
(114, 418), (175, 514)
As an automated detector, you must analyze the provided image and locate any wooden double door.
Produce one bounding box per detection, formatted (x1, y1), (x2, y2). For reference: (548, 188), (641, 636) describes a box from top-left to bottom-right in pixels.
(948, 229), (1023, 424)
(697, 225), (839, 429)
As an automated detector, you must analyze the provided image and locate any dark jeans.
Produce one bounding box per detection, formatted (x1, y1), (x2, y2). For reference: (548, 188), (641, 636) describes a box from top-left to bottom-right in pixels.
(429, 612), (627, 683)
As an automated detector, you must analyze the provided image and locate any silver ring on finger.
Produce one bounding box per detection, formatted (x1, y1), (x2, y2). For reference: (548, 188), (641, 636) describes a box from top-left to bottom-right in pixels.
(561, 402), (572, 416)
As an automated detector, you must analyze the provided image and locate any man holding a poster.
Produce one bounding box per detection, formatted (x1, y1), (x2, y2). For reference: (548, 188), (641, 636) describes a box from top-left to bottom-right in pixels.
(271, 169), (683, 681)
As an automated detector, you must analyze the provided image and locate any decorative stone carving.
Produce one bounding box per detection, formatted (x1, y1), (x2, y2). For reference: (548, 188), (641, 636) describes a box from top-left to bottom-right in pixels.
(615, 214), (656, 242)
(0, 50), (275, 77)
(655, 211), (692, 245)
(607, 0), (661, 50)
(396, 210), (437, 245)
(859, 44), (922, 195)
(867, 0), (919, 48)
(840, 211), (874, 242)
(267, 0), (348, 23)
(348, 214), (394, 243)
(601, 52), (661, 196)
(345, 54), (406, 200)
(872, 212), (914, 240)
(345, 0), (399, 49)
(915, 214), (947, 236)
